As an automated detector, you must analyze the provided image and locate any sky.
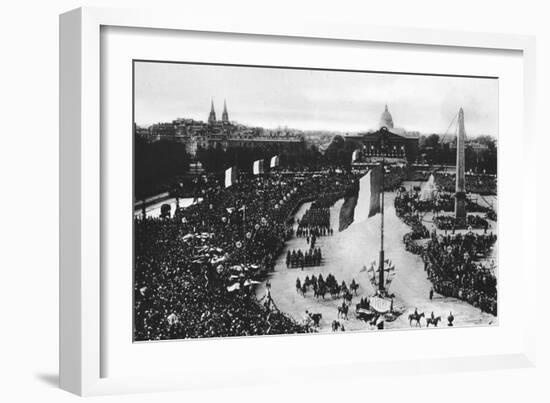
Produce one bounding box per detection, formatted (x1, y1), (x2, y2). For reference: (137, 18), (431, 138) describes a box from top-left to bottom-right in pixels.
(134, 61), (498, 137)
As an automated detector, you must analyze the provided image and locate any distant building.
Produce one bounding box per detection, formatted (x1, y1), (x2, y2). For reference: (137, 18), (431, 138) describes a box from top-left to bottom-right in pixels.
(348, 105), (420, 164)
(140, 99), (306, 156)
(133, 123), (151, 141)
(147, 122), (175, 142)
(208, 99), (217, 124)
(222, 99), (229, 123)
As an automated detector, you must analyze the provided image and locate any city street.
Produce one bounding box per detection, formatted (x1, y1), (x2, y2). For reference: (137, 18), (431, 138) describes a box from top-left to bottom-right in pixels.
(260, 191), (497, 332)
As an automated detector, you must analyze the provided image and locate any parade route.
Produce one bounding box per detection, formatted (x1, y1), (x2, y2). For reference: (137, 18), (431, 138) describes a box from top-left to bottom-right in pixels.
(260, 191), (497, 333)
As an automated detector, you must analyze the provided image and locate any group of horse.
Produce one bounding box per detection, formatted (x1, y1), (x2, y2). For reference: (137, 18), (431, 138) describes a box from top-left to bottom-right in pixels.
(296, 274), (457, 331)
(296, 274), (359, 304)
(408, 310), (454, 327)
(306, 311), (349, 332)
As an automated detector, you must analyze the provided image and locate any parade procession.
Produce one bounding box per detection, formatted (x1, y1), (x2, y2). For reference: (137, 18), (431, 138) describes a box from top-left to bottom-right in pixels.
(133, 61), (498, 341)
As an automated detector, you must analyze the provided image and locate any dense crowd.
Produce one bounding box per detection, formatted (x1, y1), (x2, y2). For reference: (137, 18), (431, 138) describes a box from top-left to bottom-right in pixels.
(422, 233), (497, 315)
(434, 172), (497, 195)
(382, 166), (407, 191)
(297, 208), (332, 235)
(434, 214), (490, 230)
(310, 194), (342, 209)
(404, 170), (496, 195)
(395, 185), (498, 315)
(397, 185), (492, 214)
(134, 171), (356, 340)
(394, 193), (430, 240)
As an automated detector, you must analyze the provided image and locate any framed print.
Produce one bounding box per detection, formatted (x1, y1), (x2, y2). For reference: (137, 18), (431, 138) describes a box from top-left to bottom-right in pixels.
(60, 7), (537, 396)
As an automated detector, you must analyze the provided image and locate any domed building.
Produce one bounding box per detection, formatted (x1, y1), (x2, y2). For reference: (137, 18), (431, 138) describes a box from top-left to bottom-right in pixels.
(379, 104), (394, 129)
(345, 104), (419, 164)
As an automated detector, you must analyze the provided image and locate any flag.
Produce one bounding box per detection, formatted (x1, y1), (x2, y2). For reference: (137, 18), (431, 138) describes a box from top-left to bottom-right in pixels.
(225, 166), (237, 188)
(339, 165), (382, 231)
(253, 159), (264, 175)
(351, 150), (360, 163)
(227, 283), (240, 292)
(244, 279), (261, 286)
(270, 155), (280, 168)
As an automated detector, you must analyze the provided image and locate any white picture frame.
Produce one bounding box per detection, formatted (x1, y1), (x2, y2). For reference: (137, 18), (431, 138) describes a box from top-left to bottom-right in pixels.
(60, 6), (537, 396)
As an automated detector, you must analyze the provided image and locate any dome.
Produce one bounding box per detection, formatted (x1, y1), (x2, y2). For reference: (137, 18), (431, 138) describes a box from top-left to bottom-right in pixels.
(379, 104), (394, 129)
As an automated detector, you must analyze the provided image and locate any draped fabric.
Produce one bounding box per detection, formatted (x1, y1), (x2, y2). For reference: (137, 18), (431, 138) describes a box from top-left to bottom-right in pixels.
(339, 166), (382, 231)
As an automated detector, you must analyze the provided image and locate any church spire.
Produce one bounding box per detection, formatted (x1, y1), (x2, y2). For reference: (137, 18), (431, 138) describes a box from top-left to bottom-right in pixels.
(208, 98), (216, 124)
(222, 99), (229, 122)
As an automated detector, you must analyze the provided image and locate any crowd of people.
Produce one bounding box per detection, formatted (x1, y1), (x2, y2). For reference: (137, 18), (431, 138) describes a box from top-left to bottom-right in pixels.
(134, 171), (356, 340)
(397, 185), (493, 215)
(286, 247), (323, 268)
(422, 232), (497, 315)
(434, 214), (490, 230)
(296, 207), (332, 237)
(434, 172), (497, 195)
(404, 170), (496, 195)
(394, 193), (430, 240)
(394, 181), (498, 316)
(134, 161), (499, 339)
(382, 166), (407, 191)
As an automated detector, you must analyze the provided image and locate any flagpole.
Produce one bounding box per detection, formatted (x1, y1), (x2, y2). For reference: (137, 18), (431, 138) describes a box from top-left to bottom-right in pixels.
(378, 130), (386, 294)
(243, 205), (247, 266)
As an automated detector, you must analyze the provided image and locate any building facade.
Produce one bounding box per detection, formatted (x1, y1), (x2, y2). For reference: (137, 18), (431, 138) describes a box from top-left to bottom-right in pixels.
(348, 105), (420, 164)
(135, 100), (306, 156)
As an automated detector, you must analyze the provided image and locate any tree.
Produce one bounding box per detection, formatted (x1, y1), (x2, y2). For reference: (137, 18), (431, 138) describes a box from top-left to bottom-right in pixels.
(424, 134), (441, 149)
(134, 135), (191, 198)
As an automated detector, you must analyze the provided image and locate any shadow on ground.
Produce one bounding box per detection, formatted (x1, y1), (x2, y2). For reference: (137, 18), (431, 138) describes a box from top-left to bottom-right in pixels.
(35, 373), (59, 388)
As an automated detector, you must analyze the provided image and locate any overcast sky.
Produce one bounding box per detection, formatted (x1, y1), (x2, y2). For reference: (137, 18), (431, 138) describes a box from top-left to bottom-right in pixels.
(134, 61), (498, 137)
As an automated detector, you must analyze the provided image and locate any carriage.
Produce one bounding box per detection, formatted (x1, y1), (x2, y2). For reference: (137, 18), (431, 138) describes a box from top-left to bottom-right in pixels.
(355, 307), (377, 322)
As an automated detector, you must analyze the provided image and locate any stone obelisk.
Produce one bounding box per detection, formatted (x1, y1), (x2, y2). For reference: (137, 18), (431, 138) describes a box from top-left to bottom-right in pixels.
(455, 108), (466, 226)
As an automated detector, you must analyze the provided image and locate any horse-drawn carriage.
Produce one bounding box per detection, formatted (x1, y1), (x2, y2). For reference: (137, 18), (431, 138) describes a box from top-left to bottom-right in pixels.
(355, 295), (402, 325)
(355, 307), (377, 322)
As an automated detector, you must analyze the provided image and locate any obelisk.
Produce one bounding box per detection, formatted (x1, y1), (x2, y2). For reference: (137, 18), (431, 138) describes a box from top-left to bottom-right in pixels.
(455, 108), (466, 226)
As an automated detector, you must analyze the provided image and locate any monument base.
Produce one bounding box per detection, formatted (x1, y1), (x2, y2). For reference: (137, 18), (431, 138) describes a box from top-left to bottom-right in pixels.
(454, 191), (467, 226)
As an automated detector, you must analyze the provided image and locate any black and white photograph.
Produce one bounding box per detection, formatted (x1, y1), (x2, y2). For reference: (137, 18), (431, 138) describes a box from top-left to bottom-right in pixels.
(133, 61), (498, 341)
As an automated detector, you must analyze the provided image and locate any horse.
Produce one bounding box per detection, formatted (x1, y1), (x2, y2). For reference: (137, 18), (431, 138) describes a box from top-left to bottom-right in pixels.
(408, 311), (425, 327)
(350, 280), (359, 295)
(343, 290), (353, 305)
(314, 284), (326, 299)
(331, 320), (341, 332)
(300, 283), (307, 297)
(340, 282), (348, 296)
(426, 316), (441, 327)
(330, 285), (340, 298)
(308, 312), (322, 327)
(311, 275), (317, 288)
(295, 278), (301, 294)
(337, 303), (349, 320)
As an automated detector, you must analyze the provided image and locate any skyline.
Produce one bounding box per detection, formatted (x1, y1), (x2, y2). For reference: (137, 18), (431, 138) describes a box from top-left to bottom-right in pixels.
(134, 61), (499, 137)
